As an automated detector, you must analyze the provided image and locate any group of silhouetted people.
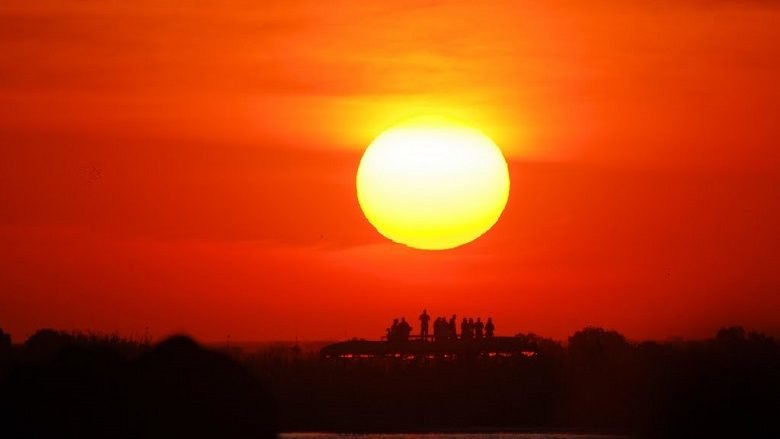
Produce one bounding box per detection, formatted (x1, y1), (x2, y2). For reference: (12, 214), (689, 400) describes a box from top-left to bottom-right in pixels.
(387, 310), (495, 342)
(459, 316), (495, 339)
(386, 318), (413, 342)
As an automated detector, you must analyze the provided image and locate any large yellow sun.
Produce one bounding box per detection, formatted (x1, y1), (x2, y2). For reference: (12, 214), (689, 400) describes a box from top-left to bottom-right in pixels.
(356, 119), (510, 250)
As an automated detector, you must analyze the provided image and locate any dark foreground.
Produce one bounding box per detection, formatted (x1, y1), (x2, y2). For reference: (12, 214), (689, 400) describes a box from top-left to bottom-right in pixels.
(0, 333), (277, 439)
(1, 326), (778, 438)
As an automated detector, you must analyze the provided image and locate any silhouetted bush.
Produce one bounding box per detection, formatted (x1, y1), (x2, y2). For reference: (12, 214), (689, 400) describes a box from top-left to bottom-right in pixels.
(0, 335), (276, 439)
(128, 336), (277, 438)
(23, 328), (75, 359)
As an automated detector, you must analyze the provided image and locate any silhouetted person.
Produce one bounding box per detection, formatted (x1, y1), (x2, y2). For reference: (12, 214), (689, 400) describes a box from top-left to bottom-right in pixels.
(475, 318), (484, 339)
(485, 317), (495, 337)
(460, 318), (471, 340)
(449, 314), (458, 339)
(387, 318), (399, 341)
(443, 317), (451, 340)
(419, 309), (431, 340)
(433, 317), (446, 341)
(397, 318), (412, 341)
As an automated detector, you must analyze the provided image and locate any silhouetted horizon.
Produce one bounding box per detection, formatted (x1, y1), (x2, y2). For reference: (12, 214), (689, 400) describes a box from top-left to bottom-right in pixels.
(5, 322), (779, 346)
(2, 323), (778, 437)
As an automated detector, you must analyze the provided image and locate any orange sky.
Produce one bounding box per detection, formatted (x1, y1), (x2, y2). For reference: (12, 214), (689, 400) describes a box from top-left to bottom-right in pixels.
(1, 0), (779, 342)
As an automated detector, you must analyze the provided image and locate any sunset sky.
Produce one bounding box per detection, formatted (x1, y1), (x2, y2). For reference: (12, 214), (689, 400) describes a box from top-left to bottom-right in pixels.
(1, 0), (779, 342)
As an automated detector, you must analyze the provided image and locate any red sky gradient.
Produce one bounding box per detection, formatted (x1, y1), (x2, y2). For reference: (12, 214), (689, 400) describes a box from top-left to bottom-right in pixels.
(1, 0), (779, 342)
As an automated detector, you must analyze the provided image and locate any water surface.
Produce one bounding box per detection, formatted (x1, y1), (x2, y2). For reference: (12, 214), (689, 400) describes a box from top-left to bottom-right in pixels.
(282, 434), (626, 439)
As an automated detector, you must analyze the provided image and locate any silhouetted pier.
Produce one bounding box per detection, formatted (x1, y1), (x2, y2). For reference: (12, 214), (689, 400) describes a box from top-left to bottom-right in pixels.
(321, 336), (538, 360)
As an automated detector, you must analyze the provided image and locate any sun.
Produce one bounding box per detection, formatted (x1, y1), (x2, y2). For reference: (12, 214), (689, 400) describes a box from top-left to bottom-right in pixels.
(356, 118), (510, 250)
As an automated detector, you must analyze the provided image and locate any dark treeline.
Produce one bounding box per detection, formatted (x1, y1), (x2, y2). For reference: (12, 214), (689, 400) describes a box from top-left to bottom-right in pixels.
(1, 325), (779, 438)
(0, 329), (276, 439)
(251, 326), (780, 437)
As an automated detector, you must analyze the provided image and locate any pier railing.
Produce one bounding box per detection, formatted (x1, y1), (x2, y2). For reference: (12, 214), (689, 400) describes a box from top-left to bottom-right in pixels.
(381, 334), (492, 342)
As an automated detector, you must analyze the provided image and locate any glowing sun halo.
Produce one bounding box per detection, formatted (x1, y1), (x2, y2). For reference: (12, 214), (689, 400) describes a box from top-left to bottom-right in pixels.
(357, 119), (510, 250)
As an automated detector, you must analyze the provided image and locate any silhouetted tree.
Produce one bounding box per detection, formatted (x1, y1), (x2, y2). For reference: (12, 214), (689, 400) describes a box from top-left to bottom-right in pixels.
(568, 326), (629, 361)
(716, 325), (746, 346)
(566, 327), (634, 431)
